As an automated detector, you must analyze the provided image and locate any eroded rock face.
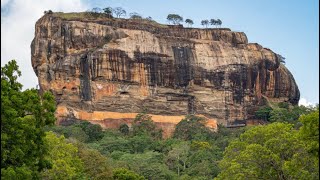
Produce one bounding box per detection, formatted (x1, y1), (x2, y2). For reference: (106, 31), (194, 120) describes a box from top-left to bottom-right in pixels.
(31, 13), (300, 137)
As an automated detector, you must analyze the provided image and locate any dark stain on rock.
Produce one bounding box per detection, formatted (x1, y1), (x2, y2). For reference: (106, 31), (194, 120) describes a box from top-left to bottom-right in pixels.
(80, 54), (91, 100)
(172, 46), (193, 87)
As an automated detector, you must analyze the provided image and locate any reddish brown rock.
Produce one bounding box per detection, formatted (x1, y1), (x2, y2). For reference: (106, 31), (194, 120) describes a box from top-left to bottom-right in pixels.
(31, 13), (299, 137)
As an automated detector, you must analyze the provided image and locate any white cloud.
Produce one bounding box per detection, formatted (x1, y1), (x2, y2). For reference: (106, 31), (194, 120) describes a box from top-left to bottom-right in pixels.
(1, 0), (89, 90)
(1, 0), (10, 7)
(299, 97), (315, 107)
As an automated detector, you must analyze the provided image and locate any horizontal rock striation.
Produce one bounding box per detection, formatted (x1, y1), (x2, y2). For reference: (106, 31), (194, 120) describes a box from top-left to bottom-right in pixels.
(31, 13), (300, 137)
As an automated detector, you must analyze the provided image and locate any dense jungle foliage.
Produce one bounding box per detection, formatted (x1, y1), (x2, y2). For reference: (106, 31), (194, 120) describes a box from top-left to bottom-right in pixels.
(1, 60), (319, 179)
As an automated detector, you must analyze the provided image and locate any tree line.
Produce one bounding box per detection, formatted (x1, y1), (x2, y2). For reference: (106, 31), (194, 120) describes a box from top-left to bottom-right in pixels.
(89, 7), (224, 28)
(167, 14), (222, 28)
(45, 7), (223, 28)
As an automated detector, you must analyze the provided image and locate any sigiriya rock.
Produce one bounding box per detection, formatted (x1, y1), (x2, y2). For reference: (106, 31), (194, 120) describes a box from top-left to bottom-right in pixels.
(31, 12), (300, 137)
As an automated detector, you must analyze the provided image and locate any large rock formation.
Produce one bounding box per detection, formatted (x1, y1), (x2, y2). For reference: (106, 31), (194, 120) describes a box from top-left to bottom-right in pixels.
(31, 13), (300, 137)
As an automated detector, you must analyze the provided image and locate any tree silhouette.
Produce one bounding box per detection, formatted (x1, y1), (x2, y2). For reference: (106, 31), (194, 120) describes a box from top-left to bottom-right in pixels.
(103, 7), (113, 17)
(167, 14), (183, 25)
(113, 7), (126, 18)
(216, 19), (222, 28)
(185, 19), (194, 27)
(201, 20), (209, 28)
(210, 19), (217, 28)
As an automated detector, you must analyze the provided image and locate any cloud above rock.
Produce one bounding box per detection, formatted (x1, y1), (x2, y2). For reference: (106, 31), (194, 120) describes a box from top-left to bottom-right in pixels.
(1, 0), (89, 89)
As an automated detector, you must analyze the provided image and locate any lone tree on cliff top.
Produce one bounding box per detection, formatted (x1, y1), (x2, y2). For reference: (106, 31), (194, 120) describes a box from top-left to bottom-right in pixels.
(103, 7), (113, 17)
(201, 19), (209, 28)
(185, 19), (194, 27)
(113, 7), (126, 18)
(167, 14), (183, 25)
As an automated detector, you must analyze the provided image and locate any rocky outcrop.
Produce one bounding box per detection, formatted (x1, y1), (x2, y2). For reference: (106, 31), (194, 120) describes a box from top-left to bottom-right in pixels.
(31, 13), (300, 137)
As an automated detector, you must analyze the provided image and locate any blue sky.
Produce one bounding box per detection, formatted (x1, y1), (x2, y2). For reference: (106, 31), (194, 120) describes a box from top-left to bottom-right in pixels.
(1, 0), (319, 105)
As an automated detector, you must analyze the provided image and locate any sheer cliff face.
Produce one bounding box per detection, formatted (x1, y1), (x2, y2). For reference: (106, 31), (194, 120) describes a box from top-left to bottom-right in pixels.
(31, 13), (299, 137)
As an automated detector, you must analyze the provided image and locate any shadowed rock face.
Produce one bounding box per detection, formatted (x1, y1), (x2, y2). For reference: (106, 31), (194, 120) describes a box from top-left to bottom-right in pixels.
(31, 13), (299, 137)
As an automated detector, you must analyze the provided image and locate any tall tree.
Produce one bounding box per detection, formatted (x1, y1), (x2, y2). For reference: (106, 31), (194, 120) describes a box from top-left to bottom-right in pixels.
(167, 14), (183, 25)
(166, 142), (190, 176)
(103, 7), (113, 18)
(113, 7), (126, 18)
(1, 60), (56, 179)
(210, 19), (217, 27)
(216, 19), (222, 27)
(201, 20), (209, 28)
(185, 19), (194, 27)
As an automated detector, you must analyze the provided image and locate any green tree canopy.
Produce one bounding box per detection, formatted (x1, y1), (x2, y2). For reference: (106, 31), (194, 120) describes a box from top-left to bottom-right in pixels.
(132, 113), (162, 139)
(113, 168), (144, 180)
(173, 115), (214, 141)
(167, 14), (183, 25)
(78, 121), (104, 142)
(201, 20), (209, 28)
(216, 114), (319, 180)
(40, 132), (84, 179)
(298, 109), (319, 157)
(210, 19), (217, 27)
(254, 106), (272, 121)
(185, 19), (194, 27)
(216, 19), (222, 27)
(119, 123), (129, 135)
(165, 142), (190, 176)
(103, 7), (113, 17)
(1, 60), (56, 179)
(77, 143), (113, 179)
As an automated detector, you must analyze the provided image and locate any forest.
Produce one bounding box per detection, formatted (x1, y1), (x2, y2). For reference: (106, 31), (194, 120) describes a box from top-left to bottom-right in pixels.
(1, 60), (319, 179)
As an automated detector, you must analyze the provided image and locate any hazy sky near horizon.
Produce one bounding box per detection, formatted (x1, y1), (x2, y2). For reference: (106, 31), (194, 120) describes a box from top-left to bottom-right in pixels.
(1, 0), (319, 106)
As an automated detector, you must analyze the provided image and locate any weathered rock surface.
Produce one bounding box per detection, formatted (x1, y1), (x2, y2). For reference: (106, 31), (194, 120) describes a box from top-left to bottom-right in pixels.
(31, 13), (300, 137)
